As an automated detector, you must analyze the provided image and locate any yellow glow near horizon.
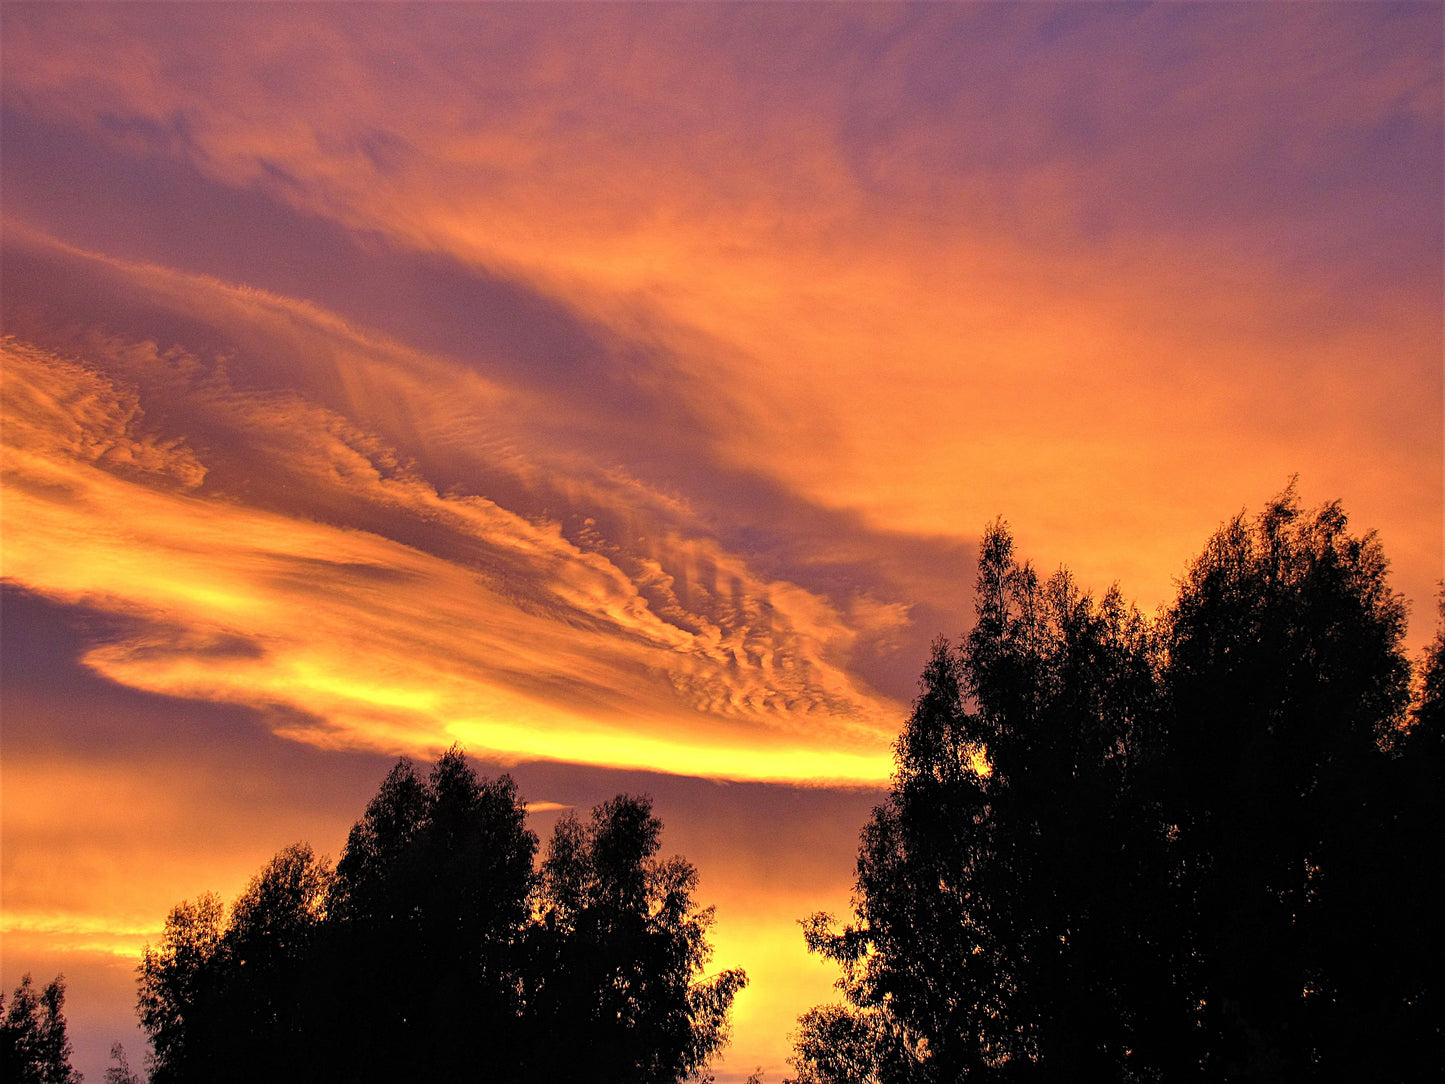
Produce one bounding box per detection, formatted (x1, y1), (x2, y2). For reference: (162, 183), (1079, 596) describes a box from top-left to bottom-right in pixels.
(704, 882), (861, 1078)
(1, 10), (1439, 1082)
(445, 718), (889, 787)
(0, 913), (160, 960)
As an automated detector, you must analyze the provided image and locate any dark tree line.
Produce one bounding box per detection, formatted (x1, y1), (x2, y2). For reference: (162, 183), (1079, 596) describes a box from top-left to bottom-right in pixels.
(793, 490), (1442, 1082)
(137, 749), (744, 1083)
(1, 974), (82, 1084)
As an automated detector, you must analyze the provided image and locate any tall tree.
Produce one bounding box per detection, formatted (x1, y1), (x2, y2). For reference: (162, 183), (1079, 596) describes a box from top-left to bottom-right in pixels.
(135, 748), (744, 1082)
(794, 491), (1434, 1082)
(1161, 490), (1413, 1078)
(222, 844), (332, 1082)
(319, 748), (537, 1083)
(528, 794), (747, 1084)
(138, 847), (332, 1084)
(1, 974), (83, 1084)
(798, 523), (1161, 1081)
(137, 894), (225, 1084)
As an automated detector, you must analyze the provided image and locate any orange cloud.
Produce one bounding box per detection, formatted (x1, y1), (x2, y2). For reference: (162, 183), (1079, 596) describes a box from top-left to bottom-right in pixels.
(2, 10), (1439, 1078)
(3, 327), (901, 784)
(5, 4), (1435, 625)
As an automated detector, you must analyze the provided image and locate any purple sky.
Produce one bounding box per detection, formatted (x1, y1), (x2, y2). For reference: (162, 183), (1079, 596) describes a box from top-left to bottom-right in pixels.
(3, 5), (1440, 1079)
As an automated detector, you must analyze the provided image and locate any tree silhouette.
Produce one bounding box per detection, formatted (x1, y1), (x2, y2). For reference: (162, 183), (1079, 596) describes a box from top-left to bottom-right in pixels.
(138, 894), (226, 1083)
(321, 751), (537, 1083)
(103, 1043), (143, 1084)
(1, 974), (83, 1084)
(527, 794), (747, 1083)
(1286, 588), (1445, 1079)
(135, 747), (743, 1082)
(138, 846), (333, 1083)
(794, 490), (1436, 1081)
(797, 524), (1161, 1081)
(1159, 490), (1415, 1078)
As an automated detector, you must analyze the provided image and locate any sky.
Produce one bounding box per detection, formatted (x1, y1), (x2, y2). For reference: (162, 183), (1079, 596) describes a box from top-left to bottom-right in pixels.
(1, 3), (1440, 1080)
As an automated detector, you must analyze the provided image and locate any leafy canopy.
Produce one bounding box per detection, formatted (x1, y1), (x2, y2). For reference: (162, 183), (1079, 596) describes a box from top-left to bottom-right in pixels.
(1, 974), (83, 1084)
(137, 747), (744, 1083)
(793, 489), (1438, 1082)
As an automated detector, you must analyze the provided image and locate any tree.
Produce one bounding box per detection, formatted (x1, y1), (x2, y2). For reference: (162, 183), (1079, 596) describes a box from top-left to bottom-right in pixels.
(138, 845), (331, 1084)
(137, 894), (225, 1084)
(1273, 587), (1445, 1080)
(221, 844), (332, 1082)
(135, 748), (744, 1082)
(794, 490), (1435, 1081)
(1160, 490), (1414, 1078)
(321, 748), (538, 1083)
(798, 524), (1162, 1081)
(527, 794), (747, 1083)
(788, 1003), (893, 1084)
(1, 974), (84, 1084)
(1415, 593), (1445, 742)
(103, 1044), (143, 1084)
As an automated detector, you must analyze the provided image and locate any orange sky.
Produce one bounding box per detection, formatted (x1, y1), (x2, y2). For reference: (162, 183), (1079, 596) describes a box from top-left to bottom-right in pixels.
(2, 4), (1440, 1080)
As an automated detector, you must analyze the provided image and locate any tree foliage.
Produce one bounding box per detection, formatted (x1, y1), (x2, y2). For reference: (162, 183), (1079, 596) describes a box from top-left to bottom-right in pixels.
(528, 795), (746, 1084)
(1, 974), (83, 1084)
(103, 1044), (143, 1084)
(1158, 493), (1419, 1078)
(322, 752), (536, 1082)
(794, 489), (1438, 1081)
(138, 845), (332, 1084)
(136, 747), (743, 1082)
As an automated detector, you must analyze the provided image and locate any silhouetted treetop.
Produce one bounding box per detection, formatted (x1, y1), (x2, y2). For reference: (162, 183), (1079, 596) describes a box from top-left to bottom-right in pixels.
(529, 794), (746, 1084)
(1409, 591), (1445, 753)
(229, 842), (331, 959)
(793, 487), (1438, 1082)
(136, 747), (743, 1083)
(328, 757), (429, 920)
(1, 974), (82, 1084)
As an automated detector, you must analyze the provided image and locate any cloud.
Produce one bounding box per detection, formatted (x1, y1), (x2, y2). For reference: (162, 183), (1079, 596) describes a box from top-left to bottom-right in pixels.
(1, 600), (881, 1081)
(4, 3), (1436, 627)
(3, 317), (904, 783)
(2, 578), (888, 1082)
(4, 11), (1438, 1080)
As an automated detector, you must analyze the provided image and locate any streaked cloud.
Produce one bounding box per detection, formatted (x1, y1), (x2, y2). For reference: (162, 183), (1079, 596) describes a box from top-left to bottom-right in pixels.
(4, 2), (1436, 618)
(4, 318), (902, 782)
(2, 6), (1438, 1081)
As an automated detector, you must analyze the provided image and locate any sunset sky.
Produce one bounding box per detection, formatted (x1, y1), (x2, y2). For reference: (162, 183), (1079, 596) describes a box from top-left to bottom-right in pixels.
(2, 4), (1440, 1080)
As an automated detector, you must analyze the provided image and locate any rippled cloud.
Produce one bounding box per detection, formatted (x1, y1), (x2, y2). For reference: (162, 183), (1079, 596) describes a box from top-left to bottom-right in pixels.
(3, 241), (908, 783)
(2, 6), (1438, 1078)
(4, 2), (1437, 616)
